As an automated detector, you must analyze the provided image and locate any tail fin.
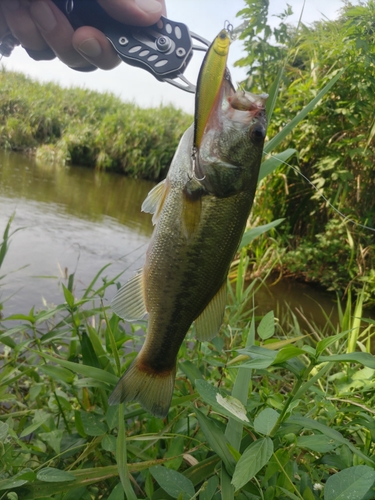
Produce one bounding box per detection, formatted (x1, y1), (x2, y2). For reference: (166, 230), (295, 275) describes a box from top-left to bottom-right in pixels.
(108, 358), (176, 418)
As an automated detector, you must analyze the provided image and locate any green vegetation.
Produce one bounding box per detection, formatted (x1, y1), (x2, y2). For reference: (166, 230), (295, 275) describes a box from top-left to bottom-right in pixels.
(0, 213), (21, 320)
(1, 248), (375, 500)
(237, 0), (375, 303)
(2, 0), (375, 301)
(0, 70), (191, 181)
(2, 25), (375, 495)
(2, 2), (375, 497)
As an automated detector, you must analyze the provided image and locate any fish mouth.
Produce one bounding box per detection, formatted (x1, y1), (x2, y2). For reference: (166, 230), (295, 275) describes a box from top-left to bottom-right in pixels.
(228, 90), (268, 125)
(202, 74), (268, 141)
(224, 85), (268, 139)
(191, 74), (268, 197)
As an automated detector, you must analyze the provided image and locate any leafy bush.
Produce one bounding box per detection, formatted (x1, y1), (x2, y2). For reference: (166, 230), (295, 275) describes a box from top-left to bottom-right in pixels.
(236, 0), (375, 302)
(1, 252), (375, 499)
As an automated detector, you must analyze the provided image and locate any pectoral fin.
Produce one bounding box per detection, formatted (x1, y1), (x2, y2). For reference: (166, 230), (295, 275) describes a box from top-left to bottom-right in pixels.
(111, 269), (147, 321)
(141, 179), (169, 225)
(195, 282), (226, 341)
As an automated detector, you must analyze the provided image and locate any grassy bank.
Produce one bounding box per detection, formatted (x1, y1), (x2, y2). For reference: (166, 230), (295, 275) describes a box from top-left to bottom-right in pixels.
(1, 222), (375, 499)
(234, 0), (375, 305)
(0, 69), (191, 181)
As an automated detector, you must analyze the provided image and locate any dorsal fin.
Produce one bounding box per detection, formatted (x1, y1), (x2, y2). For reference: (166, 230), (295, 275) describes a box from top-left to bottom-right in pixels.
(111, 270), (147, 321)
(195, 282), (226, 341)
(141, 179), (170, 225)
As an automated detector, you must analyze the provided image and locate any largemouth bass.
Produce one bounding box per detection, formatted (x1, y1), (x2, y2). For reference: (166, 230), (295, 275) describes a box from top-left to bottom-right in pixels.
(108, 43), (267, 419)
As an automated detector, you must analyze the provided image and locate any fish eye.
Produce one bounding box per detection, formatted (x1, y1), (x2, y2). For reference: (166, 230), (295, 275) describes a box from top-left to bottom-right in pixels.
(219, 33), (227, 40)
(251, 125), (266, 142)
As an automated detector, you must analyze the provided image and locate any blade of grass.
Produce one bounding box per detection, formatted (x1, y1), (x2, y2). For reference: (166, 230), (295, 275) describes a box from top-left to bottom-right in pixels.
(82, 263), (112, 299)
(194, 409), (236, 476)
(221, 466), (234, 500)
(294, 362), (333, 400)
(239, 219), (284, 250)
(264, 69), (345, 154)
(0, 213), (23, 270)
(34, 351), (118, 385)
(265, 0), (305, 123)
(102, 302), (121, 377)
(117, 403), (137, 500)
(266, 64), (284, 124)
(225, 317), (255, 450)
(258, 149), (296, 182)
(347, 287), (365, 353)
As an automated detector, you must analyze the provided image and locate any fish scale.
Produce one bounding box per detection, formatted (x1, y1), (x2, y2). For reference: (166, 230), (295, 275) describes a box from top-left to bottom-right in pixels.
(109, 47), (267, 418)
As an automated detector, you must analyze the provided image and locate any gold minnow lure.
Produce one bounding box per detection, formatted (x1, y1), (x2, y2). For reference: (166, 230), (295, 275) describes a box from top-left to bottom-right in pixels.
(193, 28), (231, 150)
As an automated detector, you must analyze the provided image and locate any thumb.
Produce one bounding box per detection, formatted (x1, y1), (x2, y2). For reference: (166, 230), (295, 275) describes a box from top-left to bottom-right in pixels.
(97, 0), (167, 27)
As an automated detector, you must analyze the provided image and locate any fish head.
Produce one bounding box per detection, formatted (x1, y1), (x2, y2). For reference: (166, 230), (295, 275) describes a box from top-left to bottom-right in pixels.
(195, 78), (267, 198)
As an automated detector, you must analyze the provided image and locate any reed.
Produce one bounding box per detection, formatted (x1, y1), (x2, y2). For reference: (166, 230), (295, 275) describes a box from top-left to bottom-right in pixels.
(0, 69), (191, 181)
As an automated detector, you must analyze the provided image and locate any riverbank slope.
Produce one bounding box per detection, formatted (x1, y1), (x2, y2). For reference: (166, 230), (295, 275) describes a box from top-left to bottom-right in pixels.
(0, 69), (191, 181)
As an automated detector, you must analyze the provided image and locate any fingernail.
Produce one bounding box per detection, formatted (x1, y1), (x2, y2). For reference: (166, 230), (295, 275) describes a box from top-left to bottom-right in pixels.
(2, 0), (20, 11)
(77, 38), (102, 58)
(30, 1), (57, 32)
(135, 0), (162, 14)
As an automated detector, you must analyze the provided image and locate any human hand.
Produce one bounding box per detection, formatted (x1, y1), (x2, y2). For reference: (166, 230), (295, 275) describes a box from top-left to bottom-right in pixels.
(0, 0), (167, 71)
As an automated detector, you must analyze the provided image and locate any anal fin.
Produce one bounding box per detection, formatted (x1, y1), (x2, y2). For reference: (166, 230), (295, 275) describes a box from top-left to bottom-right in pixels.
(111, 269), (147, 321)
(195, 282), (226, 341)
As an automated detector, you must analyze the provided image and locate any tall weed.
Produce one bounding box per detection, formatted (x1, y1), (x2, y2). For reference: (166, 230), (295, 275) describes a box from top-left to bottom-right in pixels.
(1, 252), (375, 499)
(237, 0), (375, 303)
(0, 69), (191, 181)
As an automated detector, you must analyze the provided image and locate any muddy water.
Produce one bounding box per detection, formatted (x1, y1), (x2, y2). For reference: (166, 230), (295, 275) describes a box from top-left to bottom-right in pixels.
(0, 150), (355, 333)
(0, 151), (154, 316)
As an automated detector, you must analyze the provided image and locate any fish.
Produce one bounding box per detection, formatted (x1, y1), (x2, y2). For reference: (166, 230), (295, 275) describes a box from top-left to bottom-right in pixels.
(108, 34), (267, 418)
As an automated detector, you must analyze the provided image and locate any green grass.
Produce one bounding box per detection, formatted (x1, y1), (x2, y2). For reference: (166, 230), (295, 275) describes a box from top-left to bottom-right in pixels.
(0, 69), (191, 181)
(1, 247), (375, 500)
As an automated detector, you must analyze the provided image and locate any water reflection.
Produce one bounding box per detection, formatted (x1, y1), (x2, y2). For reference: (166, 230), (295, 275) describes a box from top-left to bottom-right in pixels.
(255, 276), (339, 332)
(0, 150), (154, 315)
(0, 150), (155, 231)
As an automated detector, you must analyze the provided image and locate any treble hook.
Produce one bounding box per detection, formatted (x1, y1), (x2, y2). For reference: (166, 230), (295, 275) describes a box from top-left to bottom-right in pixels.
(190, 147), (206, 182)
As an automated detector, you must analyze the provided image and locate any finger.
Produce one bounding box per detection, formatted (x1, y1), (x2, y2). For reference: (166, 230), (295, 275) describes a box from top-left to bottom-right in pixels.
(1, 0), (49, 51)
(29, 0), (93, 69)
(72, 26), (121, 70)
(97, 0), (166, 27)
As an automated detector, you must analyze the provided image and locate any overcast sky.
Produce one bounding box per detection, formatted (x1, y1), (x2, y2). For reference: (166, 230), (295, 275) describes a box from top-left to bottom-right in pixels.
(1, 0), (345, 114)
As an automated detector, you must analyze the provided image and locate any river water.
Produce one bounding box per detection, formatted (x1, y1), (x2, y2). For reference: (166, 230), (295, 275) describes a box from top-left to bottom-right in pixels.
(0, 150), (346, 332)
(0, 150), (154, 316)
